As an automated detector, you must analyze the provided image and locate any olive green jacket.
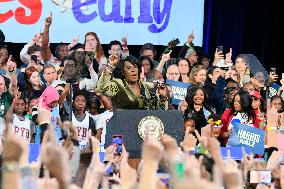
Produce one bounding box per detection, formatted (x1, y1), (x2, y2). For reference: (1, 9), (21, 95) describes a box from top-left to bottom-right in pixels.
(97, 73), (167, 110)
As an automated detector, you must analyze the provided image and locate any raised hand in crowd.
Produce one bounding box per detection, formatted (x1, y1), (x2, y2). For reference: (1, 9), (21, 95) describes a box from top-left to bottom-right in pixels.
(222, 150), (242, 189)
(187, 30), (194, 44)
(68, 35), (80, 50)
(32, 32), (42, 45)
(45, 12), (53, 27)
(181, 127), (197, 152)
(138, 134), (164, 189)
(156, 50), (172, 73)
(178, 100), (188, 113)
(224, 48), (233, 66)
(212, 47), (224, 66)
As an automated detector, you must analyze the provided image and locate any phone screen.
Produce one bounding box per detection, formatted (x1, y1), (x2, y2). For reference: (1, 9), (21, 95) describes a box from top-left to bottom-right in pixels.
(31, 55), (38, 63)
(270, 68), (276, 74)
(157, 173), (170, 188)
(105, 164), (114, 176)
(217, 46), (223, 52)
(249, 170), (271, 184)
(112, 135), (123, 155)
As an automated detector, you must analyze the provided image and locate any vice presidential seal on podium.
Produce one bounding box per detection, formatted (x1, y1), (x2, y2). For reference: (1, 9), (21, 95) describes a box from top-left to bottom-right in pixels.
(137, 116), (164, 141)
(105, 110), (184, 158)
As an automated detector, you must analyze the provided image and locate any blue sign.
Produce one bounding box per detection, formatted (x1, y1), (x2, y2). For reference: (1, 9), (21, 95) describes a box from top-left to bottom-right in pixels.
(228, 123), (265, 154)
(166, 80), (191, 105)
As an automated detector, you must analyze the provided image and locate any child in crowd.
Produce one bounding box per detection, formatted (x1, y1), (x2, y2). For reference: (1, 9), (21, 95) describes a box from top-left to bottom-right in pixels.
(72, 90), (102, 149)
(207, 114), (222, 138)
(6, 96), (35, 143)
(183, 117), (195, 134)
(270, 95), (283, 113)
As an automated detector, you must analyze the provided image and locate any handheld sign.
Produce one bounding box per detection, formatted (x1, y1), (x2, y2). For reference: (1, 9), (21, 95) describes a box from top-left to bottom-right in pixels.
(166, 80), (191, 105)
(228, 123), (265, 154)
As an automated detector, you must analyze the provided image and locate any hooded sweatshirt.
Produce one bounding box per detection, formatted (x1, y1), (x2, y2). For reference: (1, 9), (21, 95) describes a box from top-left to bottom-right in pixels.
(34, 86), (62, 143)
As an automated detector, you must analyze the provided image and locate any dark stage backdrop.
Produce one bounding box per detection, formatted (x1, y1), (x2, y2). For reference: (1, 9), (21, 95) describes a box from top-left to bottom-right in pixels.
(2, 0), (283, 73)
(203, 0), (284, 73)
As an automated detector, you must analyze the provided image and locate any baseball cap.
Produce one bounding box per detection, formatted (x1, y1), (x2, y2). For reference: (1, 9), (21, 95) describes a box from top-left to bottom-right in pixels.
(250, 90), (262, 99)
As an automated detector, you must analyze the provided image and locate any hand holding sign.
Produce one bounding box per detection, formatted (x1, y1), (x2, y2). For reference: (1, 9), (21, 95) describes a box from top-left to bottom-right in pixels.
(228, 123), (265, 154)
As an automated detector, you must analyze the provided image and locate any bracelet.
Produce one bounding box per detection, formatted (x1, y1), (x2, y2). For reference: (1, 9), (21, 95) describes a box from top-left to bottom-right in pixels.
(108, 63), (115, 69)
(3, 161), (19, 173)
(185, 42), (191, 48)
(105, 67), (112, 74)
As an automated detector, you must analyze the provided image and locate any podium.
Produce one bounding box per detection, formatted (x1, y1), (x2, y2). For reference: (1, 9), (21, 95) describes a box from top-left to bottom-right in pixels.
(105, 110), (184, 158)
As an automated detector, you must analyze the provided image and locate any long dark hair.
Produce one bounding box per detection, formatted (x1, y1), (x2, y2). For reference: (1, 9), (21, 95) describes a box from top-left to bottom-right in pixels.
(139, 56), (154, 70)
(228, 88), (256, 123)
(177, 58), (191, 82)
(24, 66), (42, 100)
(270, 95), (284, 113)
(185, 85), (211, 111)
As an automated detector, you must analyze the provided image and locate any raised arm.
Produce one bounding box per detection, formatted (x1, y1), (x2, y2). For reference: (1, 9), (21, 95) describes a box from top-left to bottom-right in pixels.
(155, 50), (171, 73)
(178, 32), (194, 58)
(5, 56), (18, 97)
(42, 12), (53, 62)
(96, 55), (120, 97)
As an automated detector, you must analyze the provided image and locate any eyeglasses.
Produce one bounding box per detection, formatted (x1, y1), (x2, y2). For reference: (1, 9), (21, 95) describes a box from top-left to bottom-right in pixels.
(168, 73), (179, 76)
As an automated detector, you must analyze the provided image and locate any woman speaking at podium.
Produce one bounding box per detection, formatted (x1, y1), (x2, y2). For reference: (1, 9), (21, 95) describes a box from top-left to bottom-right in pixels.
(97, 55), (169, 110)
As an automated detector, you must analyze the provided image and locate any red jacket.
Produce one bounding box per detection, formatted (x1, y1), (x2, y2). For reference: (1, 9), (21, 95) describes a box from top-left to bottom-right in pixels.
(220, 108), (260, 145)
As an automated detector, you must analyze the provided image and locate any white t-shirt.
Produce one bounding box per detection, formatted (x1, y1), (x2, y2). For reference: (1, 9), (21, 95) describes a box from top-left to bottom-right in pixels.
(90, 114), (100, 124)
(96, 110), (113, 152)
(13, 114), (33, 142)
(228, 112), (253, 130)
(72, 112), (91, 149)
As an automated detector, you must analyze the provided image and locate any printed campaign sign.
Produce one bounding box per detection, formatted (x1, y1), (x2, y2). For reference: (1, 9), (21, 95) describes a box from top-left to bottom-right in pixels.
(228, 123), (265, 154)
(166, 80), (191, 105)
(0, 0), (204, 45)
